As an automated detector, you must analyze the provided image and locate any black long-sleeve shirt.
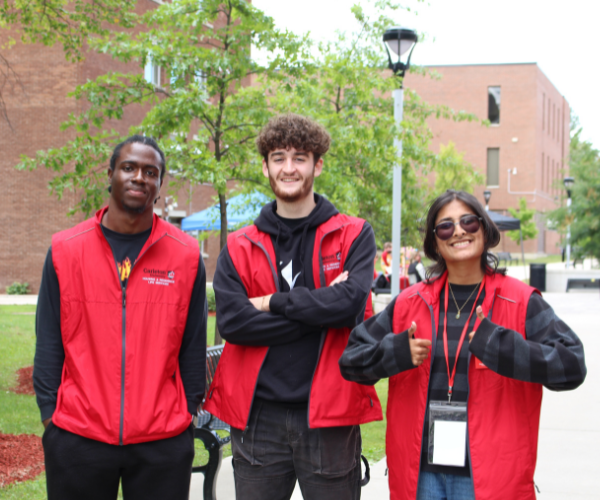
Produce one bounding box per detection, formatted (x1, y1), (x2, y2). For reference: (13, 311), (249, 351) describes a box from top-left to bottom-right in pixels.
(213, 195), (376, 404)
(33, 242), (207, 421)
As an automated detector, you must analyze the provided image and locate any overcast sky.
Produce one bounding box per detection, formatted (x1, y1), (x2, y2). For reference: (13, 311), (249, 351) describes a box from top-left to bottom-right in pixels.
(253, 0), (599, 149)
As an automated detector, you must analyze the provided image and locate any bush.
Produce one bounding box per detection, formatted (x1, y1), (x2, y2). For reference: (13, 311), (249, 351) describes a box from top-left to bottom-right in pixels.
(206, 286), (216, 312)
(6, 282), (30, 295)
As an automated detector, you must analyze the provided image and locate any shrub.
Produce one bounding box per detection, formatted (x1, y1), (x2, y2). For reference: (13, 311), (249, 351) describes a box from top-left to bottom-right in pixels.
(6, 282), (30, 295)
(206, 286), (216, 312)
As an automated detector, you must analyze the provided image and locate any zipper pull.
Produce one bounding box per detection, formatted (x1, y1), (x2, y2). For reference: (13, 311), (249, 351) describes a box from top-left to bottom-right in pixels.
(241, 426), (248, 444)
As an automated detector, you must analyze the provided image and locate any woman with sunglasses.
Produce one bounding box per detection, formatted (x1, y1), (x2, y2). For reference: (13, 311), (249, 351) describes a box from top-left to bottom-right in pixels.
(340, 190), (586, 500)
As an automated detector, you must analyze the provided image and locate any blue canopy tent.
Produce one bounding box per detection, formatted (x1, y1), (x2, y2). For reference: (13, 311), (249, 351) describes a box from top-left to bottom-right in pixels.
(181, 192), (271, 232)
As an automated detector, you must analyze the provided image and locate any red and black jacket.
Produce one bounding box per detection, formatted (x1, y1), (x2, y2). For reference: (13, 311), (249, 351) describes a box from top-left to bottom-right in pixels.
(205, 205), (382, 430)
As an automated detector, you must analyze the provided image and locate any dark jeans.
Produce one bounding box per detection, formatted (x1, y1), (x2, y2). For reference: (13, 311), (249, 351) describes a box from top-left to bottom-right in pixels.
(42, 421), (195, 500)
(231, 399), (362, 500)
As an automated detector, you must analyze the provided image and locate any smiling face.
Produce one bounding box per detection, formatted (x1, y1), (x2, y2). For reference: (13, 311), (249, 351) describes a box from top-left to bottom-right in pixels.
(108, 142), (163, 215)
(262, 147), (323, 203)
(434, 200), (485, 266)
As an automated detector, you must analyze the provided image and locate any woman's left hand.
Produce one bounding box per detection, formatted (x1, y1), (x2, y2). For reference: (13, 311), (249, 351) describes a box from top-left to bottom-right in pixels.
(468, 306), (486, 342)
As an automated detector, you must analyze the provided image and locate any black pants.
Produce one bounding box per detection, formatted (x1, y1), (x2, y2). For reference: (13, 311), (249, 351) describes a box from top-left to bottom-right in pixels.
(42, 421), (195, 500)
(231, 399), (362, 500)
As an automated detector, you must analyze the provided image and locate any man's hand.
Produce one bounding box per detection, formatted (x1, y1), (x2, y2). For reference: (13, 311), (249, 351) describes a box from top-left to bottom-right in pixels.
(249, 295), (272, 312)
(468, 306), (486, 342)
(407, 322), (432, 367)
(329, 271), (349, 286)
(42, 418), (51, 429)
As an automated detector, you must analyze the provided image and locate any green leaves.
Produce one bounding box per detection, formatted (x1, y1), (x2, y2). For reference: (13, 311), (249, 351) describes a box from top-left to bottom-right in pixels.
(507, 198), (538, 243)
(549, 125), (600, 260)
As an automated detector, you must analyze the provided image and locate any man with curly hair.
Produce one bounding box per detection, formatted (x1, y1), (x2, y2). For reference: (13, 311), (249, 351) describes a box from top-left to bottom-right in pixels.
(204, 114), (382, 499)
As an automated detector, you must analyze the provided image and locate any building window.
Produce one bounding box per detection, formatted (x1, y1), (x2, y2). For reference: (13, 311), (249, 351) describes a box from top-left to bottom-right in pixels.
(541, 153), (545, 191)
(486, 148), (500, 187)
(488, 86), (501, 125)
(547, 99), (551, 134)
(144, 59), (161, 86)
(542, 93), (545, 130)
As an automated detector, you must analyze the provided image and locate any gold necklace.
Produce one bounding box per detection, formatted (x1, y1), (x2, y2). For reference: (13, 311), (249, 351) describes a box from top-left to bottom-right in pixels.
(448, 282), (481, 320)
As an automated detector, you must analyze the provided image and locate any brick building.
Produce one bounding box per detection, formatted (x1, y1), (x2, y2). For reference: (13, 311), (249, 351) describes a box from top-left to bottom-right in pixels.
(405, 63), (570, 255)
(0, 0), (226, 293)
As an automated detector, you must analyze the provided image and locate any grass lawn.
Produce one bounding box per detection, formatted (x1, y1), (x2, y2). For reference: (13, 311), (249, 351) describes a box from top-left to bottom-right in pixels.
(0, 305), (389, 497)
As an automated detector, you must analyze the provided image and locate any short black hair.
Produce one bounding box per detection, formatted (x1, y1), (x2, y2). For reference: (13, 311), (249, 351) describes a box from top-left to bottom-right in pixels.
(110, 135), (166, 180)
(422, 190), (505, 281)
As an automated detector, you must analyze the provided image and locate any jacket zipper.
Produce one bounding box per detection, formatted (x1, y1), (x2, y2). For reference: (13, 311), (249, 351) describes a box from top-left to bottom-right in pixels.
(415, 291), (437, 475)
(466, 288), (496, 486)
(240, 234), (280, 441)
(104, 229), (166, 446)
(306, 225), (343, 428)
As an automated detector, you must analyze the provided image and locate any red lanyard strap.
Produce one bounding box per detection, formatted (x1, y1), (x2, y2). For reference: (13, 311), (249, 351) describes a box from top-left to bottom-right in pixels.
(443, 276), (485, 402)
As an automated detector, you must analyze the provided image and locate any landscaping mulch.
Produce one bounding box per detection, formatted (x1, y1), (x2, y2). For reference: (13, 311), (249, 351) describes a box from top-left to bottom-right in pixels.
(13, 365), (35, 396)
(0, 433), (44, 487)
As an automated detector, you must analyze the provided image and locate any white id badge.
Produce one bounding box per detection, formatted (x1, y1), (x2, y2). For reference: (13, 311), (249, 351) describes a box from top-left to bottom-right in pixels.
(428, 401), (468, 467)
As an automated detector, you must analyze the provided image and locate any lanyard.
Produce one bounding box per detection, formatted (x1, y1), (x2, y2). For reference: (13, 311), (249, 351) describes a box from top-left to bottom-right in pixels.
(443, 276), (485, 402)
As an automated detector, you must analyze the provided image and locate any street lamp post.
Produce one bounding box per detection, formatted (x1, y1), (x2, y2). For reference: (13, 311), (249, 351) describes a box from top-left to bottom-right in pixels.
(563, 176), (575, 268)
(383, 26), (418, 297)
(483, 190), (492, 211)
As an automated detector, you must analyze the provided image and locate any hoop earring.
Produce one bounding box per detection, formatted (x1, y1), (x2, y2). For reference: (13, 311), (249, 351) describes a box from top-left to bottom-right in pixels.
(154, 196), (161, 204)
(108, 185), (112, 194)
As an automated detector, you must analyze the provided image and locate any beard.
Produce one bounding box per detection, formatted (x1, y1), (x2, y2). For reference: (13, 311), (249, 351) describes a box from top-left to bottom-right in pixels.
(268, 169), (315, 203)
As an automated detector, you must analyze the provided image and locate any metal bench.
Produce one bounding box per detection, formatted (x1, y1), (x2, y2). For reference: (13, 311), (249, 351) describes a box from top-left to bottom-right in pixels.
(566, 278), (600, 292)
(496, 252), (518, 265)
(193, 344), (230, 500)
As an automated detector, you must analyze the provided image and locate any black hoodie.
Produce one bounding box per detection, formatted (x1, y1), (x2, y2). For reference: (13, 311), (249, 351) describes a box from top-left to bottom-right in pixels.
(213, 194), (376, 405)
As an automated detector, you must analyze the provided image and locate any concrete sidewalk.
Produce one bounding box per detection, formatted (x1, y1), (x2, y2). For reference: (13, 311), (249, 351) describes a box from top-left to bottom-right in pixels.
(191, 291), (599, 499)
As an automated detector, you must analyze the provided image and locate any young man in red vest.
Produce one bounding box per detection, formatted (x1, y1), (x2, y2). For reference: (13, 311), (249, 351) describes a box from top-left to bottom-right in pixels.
(33, 136), (207, 500)
(205, 114), (382, 500)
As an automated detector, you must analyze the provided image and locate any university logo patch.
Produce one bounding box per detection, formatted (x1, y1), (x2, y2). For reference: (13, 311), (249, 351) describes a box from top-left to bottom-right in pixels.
(142, 267), (176, 287)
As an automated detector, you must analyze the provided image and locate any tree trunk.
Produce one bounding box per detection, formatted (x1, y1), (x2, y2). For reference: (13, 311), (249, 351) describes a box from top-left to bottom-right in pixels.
(212, 191), (228, 346)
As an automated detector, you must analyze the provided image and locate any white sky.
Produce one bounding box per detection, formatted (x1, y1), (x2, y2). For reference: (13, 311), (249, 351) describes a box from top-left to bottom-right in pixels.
(253, 0), (600, 149)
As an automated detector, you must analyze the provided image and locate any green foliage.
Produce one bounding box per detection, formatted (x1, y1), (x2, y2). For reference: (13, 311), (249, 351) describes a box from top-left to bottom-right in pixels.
(5, 282), (30, 295)
(507, 197), (538, 243)
(266, 2), (479, 247)
(432, 141), (484, 199)
(549, 125), (600, 261)
(16, 0), (305, 250)
(206, 286), (216, 313)
(0, 0), (135, 62)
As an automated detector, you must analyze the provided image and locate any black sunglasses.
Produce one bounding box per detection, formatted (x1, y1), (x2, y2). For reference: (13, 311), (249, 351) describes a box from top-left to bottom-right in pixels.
(434, 215), (482, 241)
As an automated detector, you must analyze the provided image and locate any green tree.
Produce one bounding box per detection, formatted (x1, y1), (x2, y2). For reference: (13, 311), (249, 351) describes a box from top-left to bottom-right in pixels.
(0, 0), (135, 124)
(266, 1), (478, 248)
(432, 141), (484, 199)
(16, 0), (305, 247)
(507, 197), (538, 244)
(549, 126), (600, 261)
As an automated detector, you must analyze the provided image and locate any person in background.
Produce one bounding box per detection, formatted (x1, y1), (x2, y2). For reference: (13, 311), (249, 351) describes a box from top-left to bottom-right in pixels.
(340, 189), (586, 500)
(407, 251), (426, 285)
(34, 135), (206, 500)
(381, 241), (392, 275)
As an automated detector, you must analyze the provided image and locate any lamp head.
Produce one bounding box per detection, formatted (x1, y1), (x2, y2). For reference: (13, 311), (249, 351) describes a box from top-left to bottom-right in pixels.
(383, 26), (418, 79)
(483, 190), (492, 205)
(563, 176), (575, 190)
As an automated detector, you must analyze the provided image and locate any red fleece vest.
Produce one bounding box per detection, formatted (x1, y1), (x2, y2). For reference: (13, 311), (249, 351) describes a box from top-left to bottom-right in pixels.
(386, 273), (541, 500)
(204, 213), (383, 429)
(51, 208), (199, 445)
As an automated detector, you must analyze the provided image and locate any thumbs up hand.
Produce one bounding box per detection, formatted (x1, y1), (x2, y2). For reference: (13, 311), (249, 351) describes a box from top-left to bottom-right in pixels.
(469, 306), (486, 342)
(407, 322), (432, 367)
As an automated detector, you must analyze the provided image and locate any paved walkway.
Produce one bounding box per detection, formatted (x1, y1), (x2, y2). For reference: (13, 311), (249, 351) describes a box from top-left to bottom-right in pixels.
(191, 291), (600, 499)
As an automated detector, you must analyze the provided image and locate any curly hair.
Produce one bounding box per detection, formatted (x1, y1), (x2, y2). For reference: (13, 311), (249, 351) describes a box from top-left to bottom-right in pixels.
(422, 190), (506, 281)
(256, 114), (331, 163)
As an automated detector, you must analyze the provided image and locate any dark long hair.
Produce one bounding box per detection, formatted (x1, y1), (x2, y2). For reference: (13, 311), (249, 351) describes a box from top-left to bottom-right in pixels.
(423, 190), (505, 281)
